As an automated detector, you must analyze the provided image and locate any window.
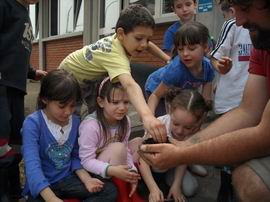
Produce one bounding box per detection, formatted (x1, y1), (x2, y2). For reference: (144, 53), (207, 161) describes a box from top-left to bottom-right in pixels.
(29, 3), (39, 39)
(98, 0), (177, 37)
(128, 0), (176, 20)
(74, 0), (84, 31)
(99, 0), (121, 37)
(49, 0), (84, 36)
(129, 0), (155, 15)
(162, 0), (173, 14)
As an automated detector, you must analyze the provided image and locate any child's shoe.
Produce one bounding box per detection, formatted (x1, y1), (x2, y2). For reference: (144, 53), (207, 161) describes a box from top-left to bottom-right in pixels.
(188, 165), (208, 177)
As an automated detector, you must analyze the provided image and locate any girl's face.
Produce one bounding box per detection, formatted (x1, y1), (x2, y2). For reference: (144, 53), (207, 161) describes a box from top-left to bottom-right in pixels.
(43, 99), (76, 126)
(170, 108), (197, 140)
(172, 0), (197, 23)
(98, 88), (129, 125)
(178, 43), (208, 70)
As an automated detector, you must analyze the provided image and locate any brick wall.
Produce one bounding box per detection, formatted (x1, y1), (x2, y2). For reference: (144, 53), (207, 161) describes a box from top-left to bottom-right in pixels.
(44, 35), (83, 72)
(30, 43), (39, 69)
(30, 22), (174, 71)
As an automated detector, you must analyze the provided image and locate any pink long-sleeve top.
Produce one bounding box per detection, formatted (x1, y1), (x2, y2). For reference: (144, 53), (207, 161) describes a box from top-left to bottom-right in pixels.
(78, 114), (137, 178)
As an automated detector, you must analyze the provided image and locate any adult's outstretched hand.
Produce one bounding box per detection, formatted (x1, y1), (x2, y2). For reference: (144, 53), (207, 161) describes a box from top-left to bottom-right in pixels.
(138, 138), (185, 170)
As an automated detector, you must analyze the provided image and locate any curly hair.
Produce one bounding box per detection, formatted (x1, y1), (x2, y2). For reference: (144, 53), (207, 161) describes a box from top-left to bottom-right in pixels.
(165, 88), (210, 121)
(115, 4), (155, 34)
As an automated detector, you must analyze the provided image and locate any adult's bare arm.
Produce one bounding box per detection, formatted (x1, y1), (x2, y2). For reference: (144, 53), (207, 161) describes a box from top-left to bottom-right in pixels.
(139, 74), (270, 169)
(189, 74), (268, 143)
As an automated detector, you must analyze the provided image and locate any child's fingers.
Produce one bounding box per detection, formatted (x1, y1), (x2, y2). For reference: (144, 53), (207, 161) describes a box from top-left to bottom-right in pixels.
(128, 184), (137, 197)
(167, 191), (172, 199)
(180, 195), (187, 202)
(120, 165), (130, 170)
(126, 174), (140, 183)
(128, 172), (141, 180)
(93, 178), (104, 185)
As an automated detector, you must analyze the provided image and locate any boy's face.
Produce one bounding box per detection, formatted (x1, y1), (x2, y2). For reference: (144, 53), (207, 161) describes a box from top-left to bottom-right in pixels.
(172, 0), (196, 23)
(117, 26), (153, 57)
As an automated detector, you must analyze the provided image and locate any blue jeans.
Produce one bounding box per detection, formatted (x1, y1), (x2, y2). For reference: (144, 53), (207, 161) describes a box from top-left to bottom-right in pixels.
(26, 174), (117, 202)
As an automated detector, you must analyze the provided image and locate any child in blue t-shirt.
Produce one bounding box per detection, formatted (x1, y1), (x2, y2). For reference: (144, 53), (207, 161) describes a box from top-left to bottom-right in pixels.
(163, 0), (197, 53)
(21, 70), (117, 202)
(146, 21), (215, 116)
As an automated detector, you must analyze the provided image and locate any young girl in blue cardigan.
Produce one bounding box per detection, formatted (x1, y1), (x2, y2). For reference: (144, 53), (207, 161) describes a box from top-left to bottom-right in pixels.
(21, 69), (117, 202)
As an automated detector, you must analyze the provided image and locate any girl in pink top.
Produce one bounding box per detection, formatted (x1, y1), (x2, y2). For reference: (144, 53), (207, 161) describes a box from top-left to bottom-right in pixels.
(78, 77), (140, 199)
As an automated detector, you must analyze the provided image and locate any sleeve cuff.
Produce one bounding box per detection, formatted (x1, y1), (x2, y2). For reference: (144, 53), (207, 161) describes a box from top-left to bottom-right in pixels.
(102, 163), (111, 178)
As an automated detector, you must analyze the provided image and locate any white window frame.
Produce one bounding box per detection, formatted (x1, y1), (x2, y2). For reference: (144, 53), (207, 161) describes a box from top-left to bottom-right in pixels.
(98, 0), (122, 37)
(49, 0), (84, 36)
(98, 0), (178, 37)
(29, 4), (39, 39)
(153, 0), (178, 23)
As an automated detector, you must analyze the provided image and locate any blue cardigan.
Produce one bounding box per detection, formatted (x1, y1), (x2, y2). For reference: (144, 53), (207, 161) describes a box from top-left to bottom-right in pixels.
(21, 110), (81, 198)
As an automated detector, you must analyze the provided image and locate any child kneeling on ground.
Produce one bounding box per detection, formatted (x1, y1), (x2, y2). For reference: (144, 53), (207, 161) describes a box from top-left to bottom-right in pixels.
(135, 88), (210, 202)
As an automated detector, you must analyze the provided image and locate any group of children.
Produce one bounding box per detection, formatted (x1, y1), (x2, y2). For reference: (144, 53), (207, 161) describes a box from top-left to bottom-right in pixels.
(18, 0), (250, 202)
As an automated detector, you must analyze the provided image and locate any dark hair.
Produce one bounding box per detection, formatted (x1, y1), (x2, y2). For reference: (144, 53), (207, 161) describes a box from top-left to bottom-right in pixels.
(165, 88), (210, 121)
(96, 78), (128, 145)
(172, 21), (209, 56)
(37, 69), (81, 109)
(228, 0), (270, 10)
(220, 1), (232, 12)
(174, 21), (209, 47)
(115, 4), (155, 34)
(170, 0), (197, 8)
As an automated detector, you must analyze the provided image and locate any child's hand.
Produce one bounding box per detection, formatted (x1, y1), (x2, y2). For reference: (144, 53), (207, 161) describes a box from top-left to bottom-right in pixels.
(84, 177), (104, 193)
(217, 56), (232, 74)
(142, 115), (167, 143)
(108, 165), (141, 183)
(149, 186), (164, 202)
(35, 69), (48, 80)
(168, 185), (186, 202)
(129, 181), (138, 197)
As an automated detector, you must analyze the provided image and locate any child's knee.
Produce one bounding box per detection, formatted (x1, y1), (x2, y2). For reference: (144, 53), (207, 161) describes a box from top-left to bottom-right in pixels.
(232, 164), (270, 202)
(108, 142), (127, 160)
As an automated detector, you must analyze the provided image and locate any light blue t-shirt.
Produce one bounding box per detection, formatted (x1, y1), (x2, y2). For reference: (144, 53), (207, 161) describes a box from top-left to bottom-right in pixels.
(163, 21), (181, 52)
(145, 56), (215, 93)
(163, 21), (215, 53)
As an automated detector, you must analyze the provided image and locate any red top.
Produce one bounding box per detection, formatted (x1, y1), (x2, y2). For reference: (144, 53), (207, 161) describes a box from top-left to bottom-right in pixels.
(249, 48), (270, 94)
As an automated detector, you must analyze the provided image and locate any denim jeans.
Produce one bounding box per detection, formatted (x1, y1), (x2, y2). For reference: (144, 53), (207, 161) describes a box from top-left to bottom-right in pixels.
(27, 174), (117, 202)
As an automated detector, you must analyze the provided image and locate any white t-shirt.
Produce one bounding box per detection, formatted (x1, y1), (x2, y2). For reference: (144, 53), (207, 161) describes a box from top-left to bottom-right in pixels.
(211, 19), (252, 114)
